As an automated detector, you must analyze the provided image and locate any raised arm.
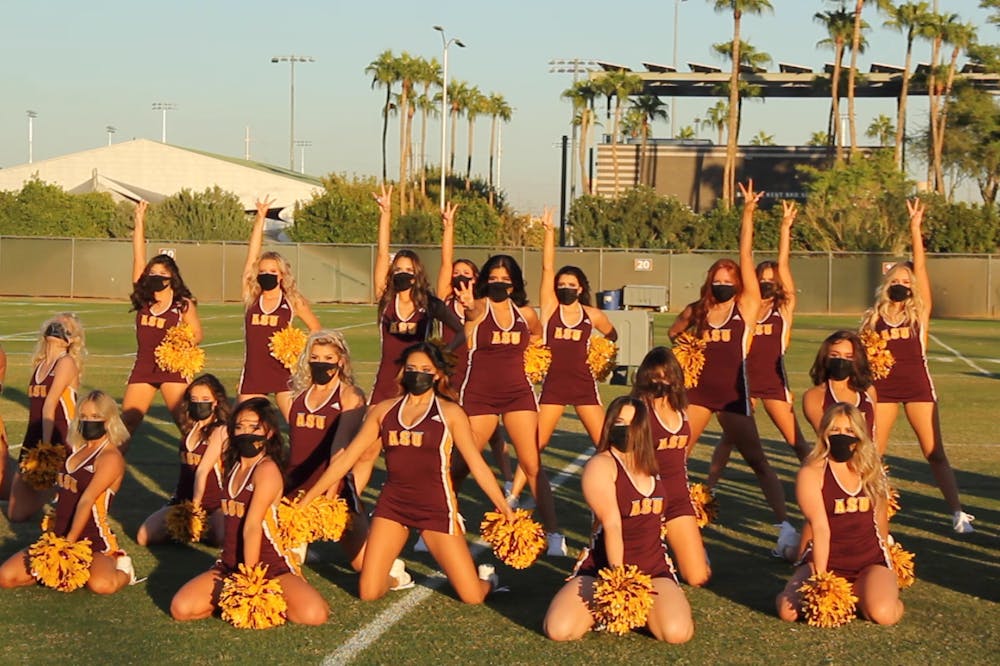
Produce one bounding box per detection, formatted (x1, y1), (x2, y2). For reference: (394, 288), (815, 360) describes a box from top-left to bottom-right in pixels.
(796, 463), (829, 574)
(372, 184), (394, 301)
(777, 200), (797, 317)
(436, 202), (459, 299)
(66, 449), (125, 543)
(131, 201), (149, 284)
(581, 455), (624, 567)
(736, 181), (763, 325)
(299, 402), (386, 506)
(241, 461), (283, 569)
(41, 357), (77, 443)
(907, 198), (932, 321)
(539, 208), (558, 313)
(242, 196), (275, 301)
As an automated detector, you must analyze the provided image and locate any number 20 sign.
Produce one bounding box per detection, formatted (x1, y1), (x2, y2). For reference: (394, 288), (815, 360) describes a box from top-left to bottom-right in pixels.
(633, 258), (653, 272)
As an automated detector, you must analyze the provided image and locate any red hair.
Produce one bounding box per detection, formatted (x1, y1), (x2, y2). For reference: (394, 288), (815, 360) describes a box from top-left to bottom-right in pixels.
(685, 258), (742, 335)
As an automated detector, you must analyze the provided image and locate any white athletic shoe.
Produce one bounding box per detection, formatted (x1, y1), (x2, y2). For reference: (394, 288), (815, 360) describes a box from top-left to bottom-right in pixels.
(389, 558), (414, 591)
(505, 493), (520, 510)
(413, 535), (429, 552)
(771, 521), (799, 559)
(546, 532), (568, 557)
(953, 511), (976, 534)
(503, 481), (514, 497)
(116, 553), (138, 586)
(478, 563), (507, 594)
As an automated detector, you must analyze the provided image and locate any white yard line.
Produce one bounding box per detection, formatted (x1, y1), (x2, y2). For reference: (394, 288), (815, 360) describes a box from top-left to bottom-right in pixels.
(321, 448), (591, 666)
(929, 333), (992, 376)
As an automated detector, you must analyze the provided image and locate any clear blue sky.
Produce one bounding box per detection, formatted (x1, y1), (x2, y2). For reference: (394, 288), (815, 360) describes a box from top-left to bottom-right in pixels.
(1, 1), (995, 211)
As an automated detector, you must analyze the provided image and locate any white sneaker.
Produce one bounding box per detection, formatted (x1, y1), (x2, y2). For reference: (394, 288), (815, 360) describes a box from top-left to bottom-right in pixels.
(546, 532), (568, 557)
(505, 493), (520, 510)
(503, 481), (514, 496)
(478, 563), (507, 594)
(414, 535), (429, 552)
(953, 511), (975, 534)
(771, 521), (799, 559)
(389, 558), (414, 591)
(116, 553), (138, 585)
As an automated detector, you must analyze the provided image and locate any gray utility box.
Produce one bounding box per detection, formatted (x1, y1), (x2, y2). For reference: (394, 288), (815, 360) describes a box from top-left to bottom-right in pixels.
(623, 284), (668, 310)
(603, 308), (653, 369)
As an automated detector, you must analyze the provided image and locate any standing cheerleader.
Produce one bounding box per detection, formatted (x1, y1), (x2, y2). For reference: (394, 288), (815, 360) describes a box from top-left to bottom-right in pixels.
(4, 313), (84, 522)
(238, 196), (321, 420)
(0, 391), (136, 594)
(630, 348), (710, 587)
(776, 403), (902, 626)
(136, 374), (230, 546)
(123, 200), (202, 442)
(171, 398), (329, 625)
(455, 254), (565, 555)
(285, 330), (368, 570)
(668, 181), (796, 556)
(803, 331), (877, 439)
(543, 396), (693, 643)
(299, 342), (512, 603)
(860, 199), (973, 533)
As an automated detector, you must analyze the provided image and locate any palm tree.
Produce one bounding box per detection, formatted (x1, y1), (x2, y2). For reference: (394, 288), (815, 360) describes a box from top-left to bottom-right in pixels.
(562, 81), (598, 195)
(709, 0), (774, 208)
(629, 95), (668, 185)
(486, 92), (513, 205)
(808, 131), (830, 146)
(866, 114), (895, 145)
(446, 80), (472, 177)
(815, 6), (858, 162)
(463, 86), (486, 190)
(677, 125), (698, 139)
(932, 19), (977, 195)
(701, 100), (729, 144)
(365, 49), (398, 183)
(415, 57), (441, 197)
(923, 11), (960, 192)
(846, 1), (890, 155)
(595, 70), (644, 196)
(394, 52), (419, 214)
(884, 2), (931, 168)
(712, 40), (771, 139)
(749, 130), (775, 145)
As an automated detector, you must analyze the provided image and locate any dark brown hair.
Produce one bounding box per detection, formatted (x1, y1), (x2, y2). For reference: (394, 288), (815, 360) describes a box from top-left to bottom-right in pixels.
(598, 396), (658, 477)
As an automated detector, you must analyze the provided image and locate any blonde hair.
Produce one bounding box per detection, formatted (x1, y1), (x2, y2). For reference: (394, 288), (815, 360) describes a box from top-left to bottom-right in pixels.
(289, 329), (357, 396)
(243, 251), (309, 311)
(807, 402), (887, 509)
(31, 313), (87, 377)
(861, 263), (924, 333)
(67, 390), (130, 450)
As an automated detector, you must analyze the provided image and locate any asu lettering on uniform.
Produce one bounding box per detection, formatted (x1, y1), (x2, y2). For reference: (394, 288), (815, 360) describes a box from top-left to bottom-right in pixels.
(28, 385), (48, 398)
(833, 496), (872, 514)
(702, 328), (732, 343)
(139, 314), (167, 329)
(387, 430), (424, 447)
(56, 472), (78, 494)
(221, 498), (246, 518)
(553, 326), (583, 341)
(490, 330), (522, 345)
(389, 321), (419, 335)
(251, 313), (280, 327)
(880, 327), (911, 341)
(628, 496), (665, 517)
(294, 413), (328, 430)
(754, 323), (774, 336)
(657, 434), (689, 451)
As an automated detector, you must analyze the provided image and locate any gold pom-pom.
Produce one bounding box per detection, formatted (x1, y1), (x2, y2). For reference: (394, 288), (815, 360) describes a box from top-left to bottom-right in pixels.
(218, 563), (288, 630)
(268, 325), (308, 371)
(586, 336), (619, 382)
(860, 328), (895, 382)
(40, 506), (56, 534)
(889, 540), (916, 589)
(28, 533), (93, 592)
(165, 501), (208, 543)
(591, 564), (656, 635)
(523, 340), (552, 384)
(798, 571), (858, 627)
(688, 483), (719, 528)
(672, 332), (706, 389)
(154, 322), (206, 381)
(479, 508), (547, 570)
(18, 442), (68, 490)
(277, 494), (351, 555)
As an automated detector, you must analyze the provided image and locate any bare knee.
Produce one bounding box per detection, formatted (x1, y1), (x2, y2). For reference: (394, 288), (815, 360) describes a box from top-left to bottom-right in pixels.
(170, 596), (198, 621)
(651, 616), (694, 644)
(543, 616), (587, 642)
(87, 575), (120, 596)
(864, 599), (904, 626)
(6, 504), (35, 523)
(358, 581), (388, 602)
(291, 601), (329, 626)
(924, 446), (949, 465)
(776, 593), (799, 622)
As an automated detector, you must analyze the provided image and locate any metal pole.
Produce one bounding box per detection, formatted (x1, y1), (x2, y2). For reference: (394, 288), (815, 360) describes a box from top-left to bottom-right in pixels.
(672, 0), (680, 137)
(497, 122), (503, 192)
(27, 111), (36, 163)
(559, 135), (568, 246)
(289, 59), (296, 170)
(440, 42), (448, 211)
(570, 60), (580, 201)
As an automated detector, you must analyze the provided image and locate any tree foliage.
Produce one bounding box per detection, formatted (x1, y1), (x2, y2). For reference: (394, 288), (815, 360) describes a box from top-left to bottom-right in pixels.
(143, 186), (250, 240)
(0, 177), (119, 237)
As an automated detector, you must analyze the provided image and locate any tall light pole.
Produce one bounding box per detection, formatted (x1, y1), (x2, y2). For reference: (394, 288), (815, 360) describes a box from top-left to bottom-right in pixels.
(434, 25), (465, 211)
(549, 59), (598, 202)
(295, 140), (312, 174)
(26, 110), (37, 163)
(152, 102), (176, 143)
(671, 0), (687, 137)
(106, 125), (116, 147)
(272, 54), (315, 171)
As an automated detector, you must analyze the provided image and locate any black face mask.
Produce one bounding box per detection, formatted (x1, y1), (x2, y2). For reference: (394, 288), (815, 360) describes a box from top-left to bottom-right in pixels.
(44, 322), (70, 341)
(79, 420), (107, 441)
(828, 434), (859, 463)
(233, 433), (266, 458)
(825, 357), (854, 382)
(649, 381), (671, 398)
(392, 272), (415, 292)
(487, 282), (512, 303)
(711, 284), (735, 303)
(759, 281), (776, 300)
(887, 284), (911, 302)
(451, 275), (472, 291)
(402, 370), (436, 396)
(608, 425), (630, 452)
(187, 401), (214, 421)
(143, 274), (170, 292)
(256, 273), (279, 291)
(309, 361), (339, 385)
(556, 287), (579, 306)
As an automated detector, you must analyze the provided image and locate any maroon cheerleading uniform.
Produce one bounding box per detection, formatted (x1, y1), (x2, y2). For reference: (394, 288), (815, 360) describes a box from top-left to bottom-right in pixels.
(53, 441), (120, 554)
(822, 383), (876, 440)
(649, 407), (697, 522)
(869, 317), (936, 403)
(806, 463), (890, 583)
(216, 458), (299, 579)
(573, 452), (676, 581)
(172, 424), (225, 512)
(442, 297), (469, 388)
(539, 305), (600, 407)
(372, 395), (463, 534)
(21, 357), (76, 460)
(746, 306), (792, 402)
(127, 302), (187, 385)
(371, 295), (433, 405)
(238, 293), (294, 395)
(460, 300), (537, 416)
(684, 304), (751, 415)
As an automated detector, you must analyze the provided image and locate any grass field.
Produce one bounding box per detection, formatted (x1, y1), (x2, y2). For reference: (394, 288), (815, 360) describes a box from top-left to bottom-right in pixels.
(0, 300), (997, 665)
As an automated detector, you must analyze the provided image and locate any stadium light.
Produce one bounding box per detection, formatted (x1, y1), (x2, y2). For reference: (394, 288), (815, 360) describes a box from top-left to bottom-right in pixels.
(152, 102), (177, 143)
(272, 55), (315, 171)
(434, 26), (465, 211)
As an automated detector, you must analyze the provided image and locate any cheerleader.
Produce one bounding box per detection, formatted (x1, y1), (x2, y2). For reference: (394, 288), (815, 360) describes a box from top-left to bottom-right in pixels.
(543, 396), (693, 643)
(667, 181), (796, 556)
(299, 342), (512, 603)
(136, 374), (230, 546)
(455, 254), (565, 555)
(776, 403), (903, 626)
(238, 196), (321, 420)
(171, 398), (329, 625)
(285, 330), (368, 570)
(0, 390), (136, 594)
(860, 199), (973, 533)
(630, 348), (710, 587)
(4, 313), (84, 522)
(122, 200), (202, 443)
(802, 331), (877, 439)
